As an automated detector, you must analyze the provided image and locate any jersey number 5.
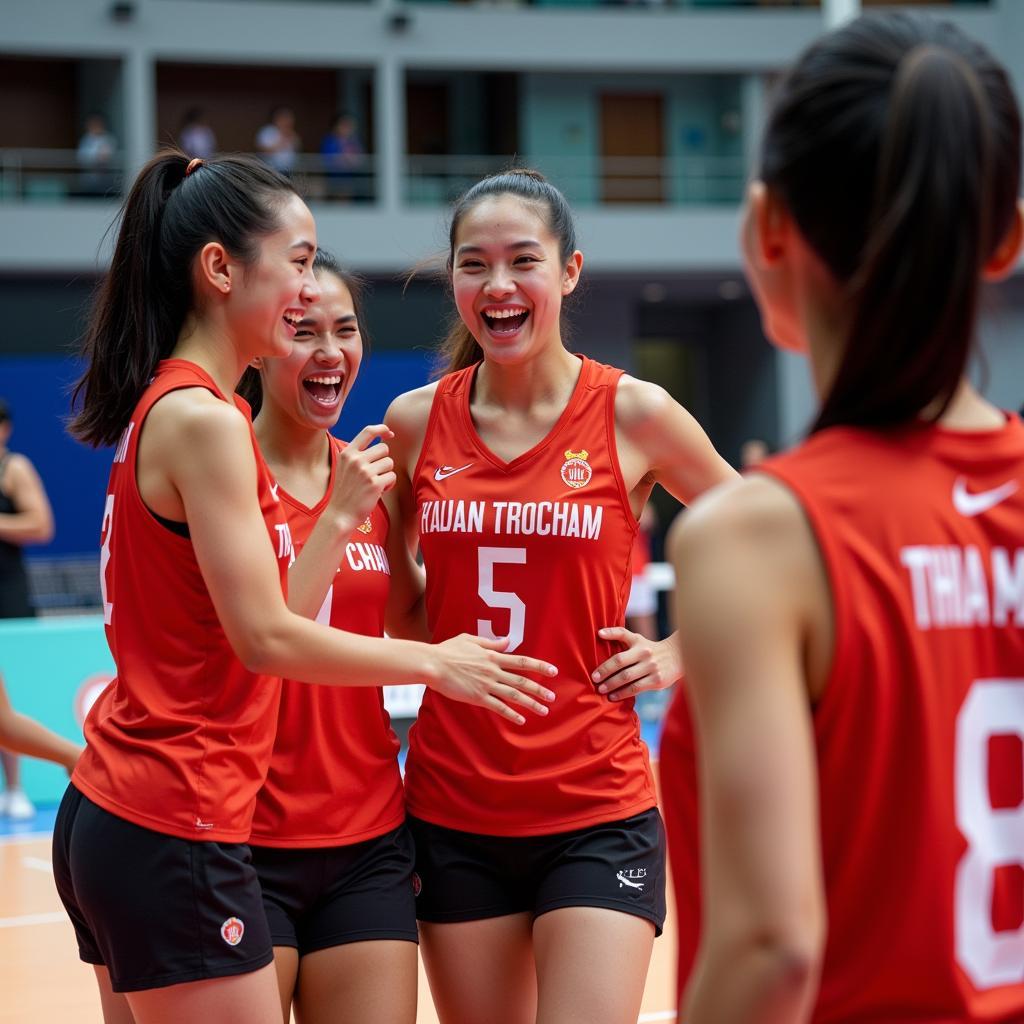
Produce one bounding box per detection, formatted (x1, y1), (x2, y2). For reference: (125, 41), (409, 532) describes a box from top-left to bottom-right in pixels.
(955, 678), (1024, 989)
(477, 547), (526, 653)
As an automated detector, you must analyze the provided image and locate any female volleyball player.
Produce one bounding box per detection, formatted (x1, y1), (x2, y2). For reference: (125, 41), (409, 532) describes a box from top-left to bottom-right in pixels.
(663, 12), (1024, 1023)
(52, 151), (556, 1024)
(242, 252), (421, 1024)
(386, 168), (736, 1024)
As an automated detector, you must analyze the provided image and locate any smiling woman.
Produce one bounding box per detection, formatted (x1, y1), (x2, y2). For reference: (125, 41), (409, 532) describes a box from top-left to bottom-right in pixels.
(383, 168), (737, 1024)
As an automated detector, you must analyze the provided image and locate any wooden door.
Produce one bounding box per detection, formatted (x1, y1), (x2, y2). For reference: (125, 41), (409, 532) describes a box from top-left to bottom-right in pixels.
(599, 93), (664, 204)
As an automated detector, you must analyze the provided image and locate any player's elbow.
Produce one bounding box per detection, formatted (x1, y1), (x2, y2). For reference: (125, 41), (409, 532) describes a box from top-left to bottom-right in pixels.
(230, 621), (290, 676)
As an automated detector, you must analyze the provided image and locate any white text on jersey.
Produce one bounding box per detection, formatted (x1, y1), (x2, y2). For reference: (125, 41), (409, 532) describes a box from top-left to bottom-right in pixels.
(420, 499), (603, 540)
(901, 545), (1023, 629)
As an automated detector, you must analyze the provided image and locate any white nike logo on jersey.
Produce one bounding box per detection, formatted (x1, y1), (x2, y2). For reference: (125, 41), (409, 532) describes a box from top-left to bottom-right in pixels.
(434, 464), (473, 482)
(952, 476), (1018, 517)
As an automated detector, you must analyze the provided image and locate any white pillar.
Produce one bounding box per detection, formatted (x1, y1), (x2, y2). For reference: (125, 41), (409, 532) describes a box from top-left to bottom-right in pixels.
(123, 48), (155, 177)
(823, 0), (860, 30)
(376, 57), (405, 213)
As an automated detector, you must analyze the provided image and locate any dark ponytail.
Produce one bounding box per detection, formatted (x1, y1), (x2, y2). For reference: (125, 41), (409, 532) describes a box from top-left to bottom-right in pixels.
(70, 149), (297, 447)
(439, 167), (578, 375)
(760, 13), (1020, 433)
(237, 249), (368, 418)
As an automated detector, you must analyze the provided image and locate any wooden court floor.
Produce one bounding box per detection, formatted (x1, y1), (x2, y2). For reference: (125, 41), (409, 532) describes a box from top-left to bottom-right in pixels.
(0, 829), (679, 1023)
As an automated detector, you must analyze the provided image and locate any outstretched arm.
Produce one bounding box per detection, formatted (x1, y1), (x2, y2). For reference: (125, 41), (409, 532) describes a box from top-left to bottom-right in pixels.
(0, 677), (81, 773)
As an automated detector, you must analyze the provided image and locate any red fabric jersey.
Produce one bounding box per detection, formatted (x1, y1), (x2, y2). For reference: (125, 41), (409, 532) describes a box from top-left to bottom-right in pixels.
(662, 416), (1024, 1023)
(404, 356), (656, 836)
(250, 435), (403, 847)
(73, 360), (291, 843)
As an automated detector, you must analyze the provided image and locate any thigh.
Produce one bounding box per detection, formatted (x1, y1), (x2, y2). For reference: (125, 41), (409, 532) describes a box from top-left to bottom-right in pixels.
(272, 946), (299, 1024)
(533, 906), (654, 1024)
(93, 966), (136, 1024)
(419, 915), (536, 1024)
(125, 961), (281, 1024)
(294, 940), (417, 1024)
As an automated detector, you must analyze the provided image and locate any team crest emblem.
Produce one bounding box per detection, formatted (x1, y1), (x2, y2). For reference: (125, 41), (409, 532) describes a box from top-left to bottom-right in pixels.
(560, 449), (592, 489)
(220, 917), (245, 946)
(357, 516), (373, 535)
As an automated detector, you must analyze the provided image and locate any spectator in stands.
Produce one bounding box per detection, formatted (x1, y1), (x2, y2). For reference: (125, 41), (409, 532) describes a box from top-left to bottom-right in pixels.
(178, 107), (217, 160)
(0, 398), (56, 819)
(257, 106), (301, 177)
(320, 111), (367, 201)
(76, 114), (117, 197)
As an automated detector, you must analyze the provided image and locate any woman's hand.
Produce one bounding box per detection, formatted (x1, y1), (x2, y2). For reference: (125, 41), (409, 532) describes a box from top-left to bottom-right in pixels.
(591, 626), (682, 700)
(326, 424), (396, 530)
(431, 634), (558, 725)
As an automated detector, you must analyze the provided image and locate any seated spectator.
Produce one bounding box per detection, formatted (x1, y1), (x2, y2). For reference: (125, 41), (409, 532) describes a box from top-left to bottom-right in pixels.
(320, 111), (367, 201)
(76, 114), (117, 197)
(256, 106), (301, 177)
(178, 107), (217, 160)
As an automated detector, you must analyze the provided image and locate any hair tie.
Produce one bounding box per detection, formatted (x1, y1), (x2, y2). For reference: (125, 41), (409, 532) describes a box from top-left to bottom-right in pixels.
(185, 157), (204, 176)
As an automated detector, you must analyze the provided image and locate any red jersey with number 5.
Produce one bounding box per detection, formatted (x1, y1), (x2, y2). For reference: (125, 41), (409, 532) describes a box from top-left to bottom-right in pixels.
(662, 415), (1024, 1022)
(404, 355), (656, 836)
(73, 360), (291, 843)
(250, 435), (403, 847)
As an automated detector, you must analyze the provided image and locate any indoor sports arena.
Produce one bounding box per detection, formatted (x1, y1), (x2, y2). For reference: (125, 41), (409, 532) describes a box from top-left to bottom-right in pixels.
(2, 0), (1023, 1021)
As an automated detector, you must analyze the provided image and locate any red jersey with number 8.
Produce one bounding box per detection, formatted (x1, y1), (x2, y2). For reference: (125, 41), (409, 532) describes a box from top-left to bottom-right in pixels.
(662, 416), (1024, 1022)
(404, 355), (656, 836)
(72, 360), (291, 843)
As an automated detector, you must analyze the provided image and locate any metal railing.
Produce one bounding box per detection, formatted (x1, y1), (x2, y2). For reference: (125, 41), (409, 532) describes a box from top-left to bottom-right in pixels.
(406, 153), (746, 206)
(0, 149), (745, 207)
(0, 149), (126, 202)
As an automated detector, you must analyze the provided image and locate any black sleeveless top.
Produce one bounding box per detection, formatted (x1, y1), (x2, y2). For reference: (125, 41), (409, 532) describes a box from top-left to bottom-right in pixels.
(0, 452), (35, 619)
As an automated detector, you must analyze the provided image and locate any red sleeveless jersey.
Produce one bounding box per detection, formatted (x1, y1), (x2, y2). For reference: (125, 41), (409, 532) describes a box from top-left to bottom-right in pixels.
(404, 356), (656, 836)
(662, 415), (1024, 1022)
(250, 435), (403, 847)
(73, 360), (291, 843)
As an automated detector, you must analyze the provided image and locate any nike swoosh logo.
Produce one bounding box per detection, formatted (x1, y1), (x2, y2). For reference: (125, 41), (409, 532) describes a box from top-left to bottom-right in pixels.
(434, 464), (473, 482)
(952, 476), (1018, 517)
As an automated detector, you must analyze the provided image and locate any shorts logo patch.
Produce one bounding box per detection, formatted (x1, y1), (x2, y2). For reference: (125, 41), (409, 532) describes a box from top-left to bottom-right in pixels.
(560, 449), (592, 489)
(617, 868), (647, 891)
(412, 872), (422, 898)
(220, 917), (245, 946)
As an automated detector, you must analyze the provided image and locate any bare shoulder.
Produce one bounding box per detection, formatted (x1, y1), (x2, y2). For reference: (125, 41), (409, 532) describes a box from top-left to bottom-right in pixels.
(669, 473), (820, 592)
(1, 451), (35, 482)
(384, 380), (439, 434)
(614, 374), (675, 433)
(143, 388), (252, 467)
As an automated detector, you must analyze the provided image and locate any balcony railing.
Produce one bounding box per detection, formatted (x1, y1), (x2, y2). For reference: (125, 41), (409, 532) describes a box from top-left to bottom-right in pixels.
(0, 149), (745, 207)
(406, 153), (747, 206)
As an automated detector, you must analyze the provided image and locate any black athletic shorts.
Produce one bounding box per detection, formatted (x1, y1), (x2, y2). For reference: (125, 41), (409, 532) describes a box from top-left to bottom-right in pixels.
(407, 807), (666, 935)
(52, 784), (273, 993)
(251, 823), (418, 956)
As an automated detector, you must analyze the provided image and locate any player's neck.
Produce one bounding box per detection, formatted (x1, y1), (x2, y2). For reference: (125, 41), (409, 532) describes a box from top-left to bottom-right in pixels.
(254, 406), (329, 478)
(475, 344), (581, 415)
(171, 316), (249, 400)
